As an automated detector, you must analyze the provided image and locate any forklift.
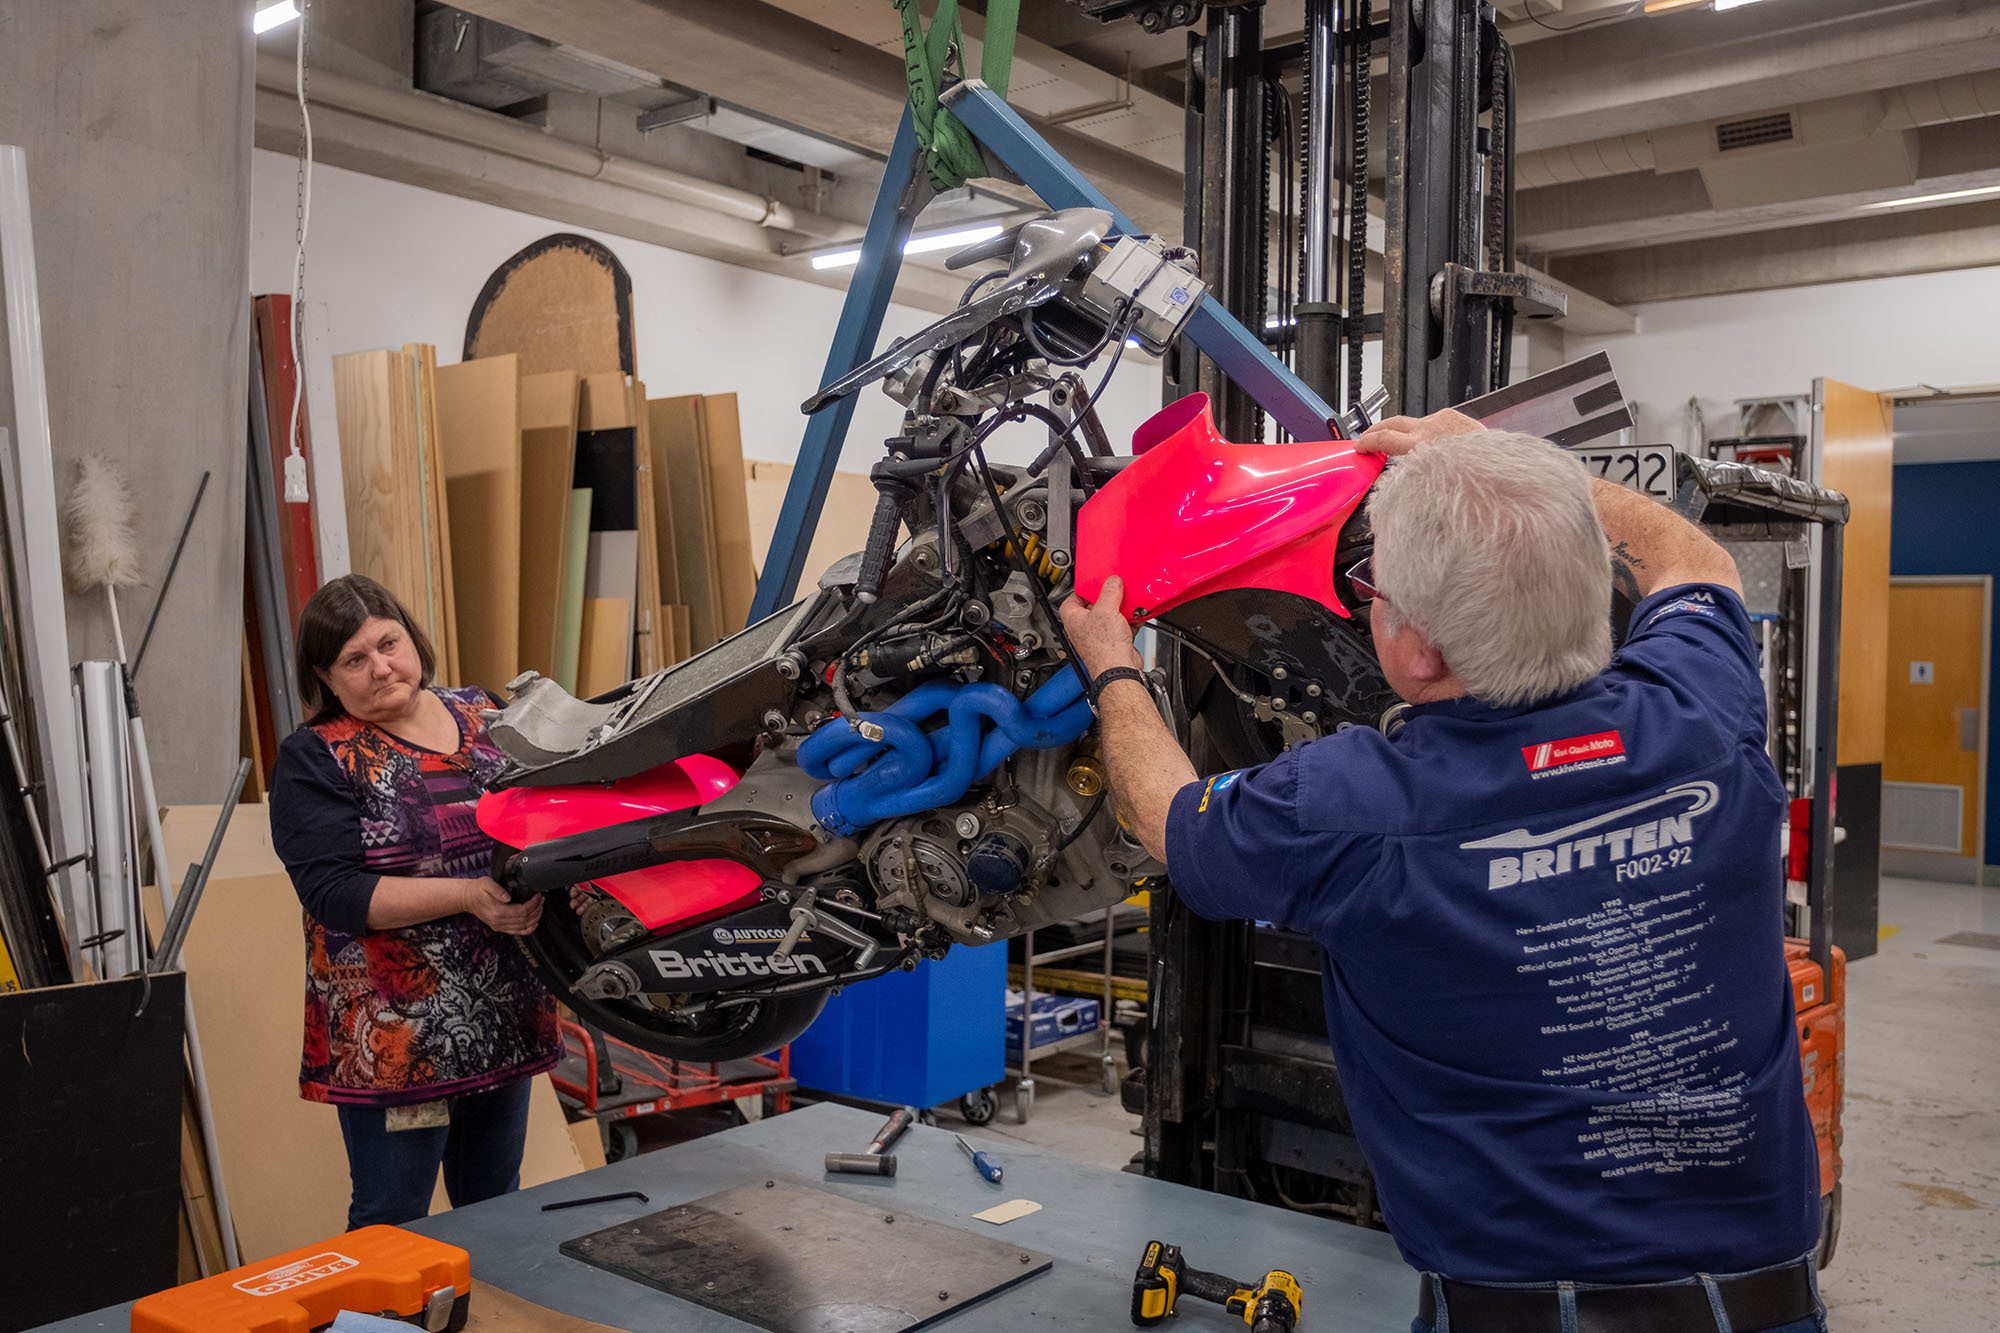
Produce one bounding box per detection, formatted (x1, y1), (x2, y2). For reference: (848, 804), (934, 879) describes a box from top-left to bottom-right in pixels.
(1098, 0), (1849, 1270)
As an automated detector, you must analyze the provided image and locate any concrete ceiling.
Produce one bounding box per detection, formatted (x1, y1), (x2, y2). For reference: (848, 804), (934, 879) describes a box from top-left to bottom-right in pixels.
(267, 0), (2000, 321)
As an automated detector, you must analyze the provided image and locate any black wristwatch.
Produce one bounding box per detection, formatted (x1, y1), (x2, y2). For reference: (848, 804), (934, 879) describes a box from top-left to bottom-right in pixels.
(1089, 666), (1151, 706)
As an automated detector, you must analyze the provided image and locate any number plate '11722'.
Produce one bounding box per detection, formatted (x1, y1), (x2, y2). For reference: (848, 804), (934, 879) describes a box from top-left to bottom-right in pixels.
(1567, 444), (1678, 503)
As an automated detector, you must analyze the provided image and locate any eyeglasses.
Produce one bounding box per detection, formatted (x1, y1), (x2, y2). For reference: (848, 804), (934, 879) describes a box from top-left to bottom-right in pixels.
(1345, 556), (1380, 605)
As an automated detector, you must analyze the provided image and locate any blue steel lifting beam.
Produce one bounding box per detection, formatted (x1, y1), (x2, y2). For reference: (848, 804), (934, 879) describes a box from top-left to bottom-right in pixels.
(748, 80), (1340, 624)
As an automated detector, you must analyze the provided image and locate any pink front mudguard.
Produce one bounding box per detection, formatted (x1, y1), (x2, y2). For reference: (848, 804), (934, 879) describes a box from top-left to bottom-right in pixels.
(476, 755), (762, 931)
(1075, 392), (1383, 622)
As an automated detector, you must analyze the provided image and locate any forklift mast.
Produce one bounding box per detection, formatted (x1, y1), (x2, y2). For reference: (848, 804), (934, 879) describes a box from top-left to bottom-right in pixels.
(1143, 0), (1545, 1221)
(1122, 0), (1842, 1236)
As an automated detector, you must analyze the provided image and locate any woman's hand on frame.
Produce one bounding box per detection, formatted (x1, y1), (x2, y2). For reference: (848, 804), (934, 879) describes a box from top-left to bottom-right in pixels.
(461, 875), (544, 936)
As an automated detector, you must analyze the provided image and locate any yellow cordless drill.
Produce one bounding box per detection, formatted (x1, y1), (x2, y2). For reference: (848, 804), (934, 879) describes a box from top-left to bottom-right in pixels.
(1131, 1240), (1303, 1332)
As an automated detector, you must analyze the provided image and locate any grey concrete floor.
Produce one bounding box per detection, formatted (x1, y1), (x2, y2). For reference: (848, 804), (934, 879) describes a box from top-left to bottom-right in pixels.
(626, 877), (1999, 1328)
(1815, 875), (2000, 1330)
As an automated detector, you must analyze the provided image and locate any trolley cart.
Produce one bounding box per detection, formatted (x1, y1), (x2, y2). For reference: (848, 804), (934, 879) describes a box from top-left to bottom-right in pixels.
(549, 1018), (796, 1162)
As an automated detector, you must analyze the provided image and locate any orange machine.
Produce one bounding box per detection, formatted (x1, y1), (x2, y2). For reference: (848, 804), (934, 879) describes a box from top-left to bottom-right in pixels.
(132, 1226), (470, 1333)
(1786, 937), (1846, 1266)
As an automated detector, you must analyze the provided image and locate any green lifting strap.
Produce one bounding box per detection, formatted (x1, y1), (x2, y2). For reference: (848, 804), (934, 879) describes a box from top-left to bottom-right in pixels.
(895, 0), (1019, 194)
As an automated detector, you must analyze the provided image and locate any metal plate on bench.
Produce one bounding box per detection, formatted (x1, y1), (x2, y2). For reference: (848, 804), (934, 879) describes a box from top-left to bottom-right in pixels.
(560, 1179), (1052, 1332)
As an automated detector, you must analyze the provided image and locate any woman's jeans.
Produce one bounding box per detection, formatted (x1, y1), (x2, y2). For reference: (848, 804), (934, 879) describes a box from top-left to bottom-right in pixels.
(335, 1078), (535, 1230)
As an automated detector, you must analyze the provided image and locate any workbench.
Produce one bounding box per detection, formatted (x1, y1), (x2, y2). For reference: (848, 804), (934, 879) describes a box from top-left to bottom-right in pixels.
(32, 1101), (1420, 1331)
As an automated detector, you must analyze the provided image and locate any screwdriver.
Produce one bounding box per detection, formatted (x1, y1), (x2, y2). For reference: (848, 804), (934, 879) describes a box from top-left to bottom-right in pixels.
(955, 1134), (1003, 1184)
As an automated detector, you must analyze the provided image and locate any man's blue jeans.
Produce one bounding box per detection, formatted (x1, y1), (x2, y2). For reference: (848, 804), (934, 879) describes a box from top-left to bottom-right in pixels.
(1409, 1253), (1827, 1333)
(334, 1078), (535, 1230)
(1416, 1312), (1824, 1320)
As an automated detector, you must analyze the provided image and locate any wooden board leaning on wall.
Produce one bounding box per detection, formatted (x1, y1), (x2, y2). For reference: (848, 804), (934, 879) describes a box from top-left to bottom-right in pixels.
(331, 346), (459, 683)
(743, 460), (881, 596)
(649, 393), (758, 653)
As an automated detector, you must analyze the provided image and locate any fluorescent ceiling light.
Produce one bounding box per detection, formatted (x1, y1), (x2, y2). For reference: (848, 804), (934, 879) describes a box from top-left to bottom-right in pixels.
(1711, 0), (1772, 9)
(1863, 183), (2000, 210)
(811, 224), (1005, 271)
(254, 1), (300, 33)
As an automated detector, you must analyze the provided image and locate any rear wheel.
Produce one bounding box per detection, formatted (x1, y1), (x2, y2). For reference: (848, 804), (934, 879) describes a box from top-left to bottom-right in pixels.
(519, 895), (829, 1061)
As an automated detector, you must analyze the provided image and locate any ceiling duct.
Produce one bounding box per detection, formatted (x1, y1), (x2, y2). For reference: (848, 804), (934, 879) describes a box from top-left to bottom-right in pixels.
(1519, 67), (2000, 190)
(1715, 112), (1795, 153)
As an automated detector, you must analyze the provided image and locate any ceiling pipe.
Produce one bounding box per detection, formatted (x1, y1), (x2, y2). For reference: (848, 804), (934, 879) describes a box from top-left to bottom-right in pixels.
(1517, 67), (2000, 190)
(254, 53), (851, 239)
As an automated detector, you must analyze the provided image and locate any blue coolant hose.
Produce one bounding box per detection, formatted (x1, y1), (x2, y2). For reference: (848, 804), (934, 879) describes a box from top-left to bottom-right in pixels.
(799, 671), (1095, 836)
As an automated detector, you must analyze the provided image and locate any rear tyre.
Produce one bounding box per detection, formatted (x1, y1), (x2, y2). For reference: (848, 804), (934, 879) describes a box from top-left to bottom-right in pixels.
(519, 927), (828, 1062)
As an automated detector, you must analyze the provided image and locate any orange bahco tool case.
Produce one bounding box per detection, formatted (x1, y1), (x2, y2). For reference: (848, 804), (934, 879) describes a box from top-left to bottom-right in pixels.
(1785, 937), (1846, 1199)
(131, 1225), (471, 1333)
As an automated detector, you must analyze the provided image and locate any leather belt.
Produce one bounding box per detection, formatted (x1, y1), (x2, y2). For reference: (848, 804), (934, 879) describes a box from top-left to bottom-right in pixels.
(1416, 1259), (1817, 1333)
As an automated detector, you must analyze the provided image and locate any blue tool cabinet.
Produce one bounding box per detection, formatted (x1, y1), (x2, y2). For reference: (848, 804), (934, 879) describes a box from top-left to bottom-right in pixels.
(787, 940), (1005, 1110)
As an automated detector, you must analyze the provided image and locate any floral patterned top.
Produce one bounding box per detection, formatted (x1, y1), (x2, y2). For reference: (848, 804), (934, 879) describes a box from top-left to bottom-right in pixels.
(269, 686), (559, 1106)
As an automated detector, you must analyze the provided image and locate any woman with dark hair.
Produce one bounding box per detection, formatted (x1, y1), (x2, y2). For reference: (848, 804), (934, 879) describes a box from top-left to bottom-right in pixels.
(269, 574), (560, 1229)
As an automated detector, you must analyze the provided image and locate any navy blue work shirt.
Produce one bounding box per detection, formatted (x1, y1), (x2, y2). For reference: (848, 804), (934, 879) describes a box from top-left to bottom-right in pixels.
(1164, 583), (1820, 1284)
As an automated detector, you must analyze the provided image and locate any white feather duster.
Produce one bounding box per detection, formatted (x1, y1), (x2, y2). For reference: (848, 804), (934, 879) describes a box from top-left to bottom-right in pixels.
(63, 455), (144, 592)
(63, 455), (145, 661)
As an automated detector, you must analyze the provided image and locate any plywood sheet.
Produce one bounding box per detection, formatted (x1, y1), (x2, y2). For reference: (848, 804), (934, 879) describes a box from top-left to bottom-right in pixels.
(410, 345), (461, 684)
(701, 394), (758, 636)
(744, 460), (882, 596)
(334, 349), (429, 632)
(669, 605), (691, 666)
(518, 371), (580, 680)
(650, 396), (724, 651)
(436, 355), (523, 693)
(1818, 378), (1894, 767)
(641, 394), (682, 610)
(464, 234), (634, 377)
(154, 806), (583, 1264)
(629, 379), (664, 675)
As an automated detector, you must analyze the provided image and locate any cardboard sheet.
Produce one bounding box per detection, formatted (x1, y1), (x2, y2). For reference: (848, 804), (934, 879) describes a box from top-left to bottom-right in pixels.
(554, 489), (593, 693)
(743, 459), (881, 594)
(153, 806), (584, 1264)
(465, 1280), (633, 1332)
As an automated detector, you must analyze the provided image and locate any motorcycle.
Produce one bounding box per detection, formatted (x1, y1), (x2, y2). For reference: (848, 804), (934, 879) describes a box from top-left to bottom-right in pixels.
(475, 209), (1397, 1061)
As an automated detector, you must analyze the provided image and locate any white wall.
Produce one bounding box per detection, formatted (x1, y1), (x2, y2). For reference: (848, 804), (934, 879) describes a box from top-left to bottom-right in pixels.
(1568, 265), (2000, 451)
(250, 150), (1165, 479)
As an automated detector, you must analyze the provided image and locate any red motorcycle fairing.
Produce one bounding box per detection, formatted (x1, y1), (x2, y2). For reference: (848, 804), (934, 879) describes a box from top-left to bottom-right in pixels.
(475, 754), (761, 931)
(1074, 392), (1384, 623)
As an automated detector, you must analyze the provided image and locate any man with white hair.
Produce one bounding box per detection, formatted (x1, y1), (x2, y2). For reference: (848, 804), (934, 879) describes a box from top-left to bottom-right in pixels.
(1062, 410), (1824, 1333)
